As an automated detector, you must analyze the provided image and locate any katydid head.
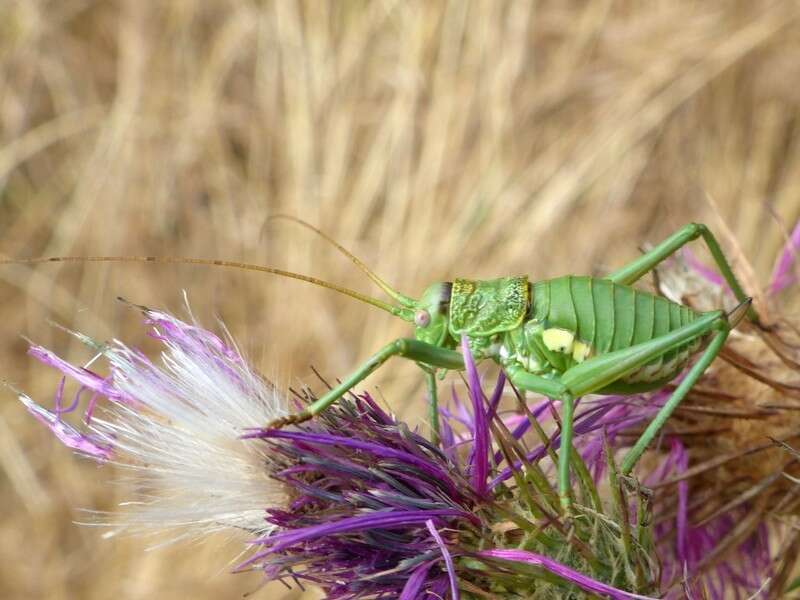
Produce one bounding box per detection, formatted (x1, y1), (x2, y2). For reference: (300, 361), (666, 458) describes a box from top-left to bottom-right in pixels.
(411, 282), (452, 346)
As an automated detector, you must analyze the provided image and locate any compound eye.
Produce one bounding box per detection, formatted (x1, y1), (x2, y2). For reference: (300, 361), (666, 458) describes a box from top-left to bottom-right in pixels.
(414, 309), (431, 328)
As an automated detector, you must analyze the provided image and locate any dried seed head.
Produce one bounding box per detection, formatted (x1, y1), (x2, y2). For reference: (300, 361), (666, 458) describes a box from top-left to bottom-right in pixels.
(657, 250), (800, 509)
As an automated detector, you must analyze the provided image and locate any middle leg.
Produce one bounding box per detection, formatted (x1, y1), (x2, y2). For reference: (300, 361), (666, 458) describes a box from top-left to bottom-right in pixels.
(504, 364), (575, 511)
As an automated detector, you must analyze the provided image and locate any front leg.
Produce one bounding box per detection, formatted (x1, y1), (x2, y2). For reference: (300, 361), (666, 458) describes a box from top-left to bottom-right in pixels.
(267, 338), (464, 429)
(423, 368), (441, 446)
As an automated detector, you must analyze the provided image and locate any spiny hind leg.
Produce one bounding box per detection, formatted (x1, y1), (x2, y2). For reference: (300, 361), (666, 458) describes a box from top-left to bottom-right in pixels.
(539, 311), (723, 507)
(607, 223), (759, 324)
(620, 321), (730, 474)
(267, 338), (464, 430)
(508, 311), (732, 509)
(560, 310), (723, 397)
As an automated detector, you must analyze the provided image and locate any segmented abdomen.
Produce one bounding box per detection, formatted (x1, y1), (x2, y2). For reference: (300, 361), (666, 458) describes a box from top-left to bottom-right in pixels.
(531, 276), (704, 382)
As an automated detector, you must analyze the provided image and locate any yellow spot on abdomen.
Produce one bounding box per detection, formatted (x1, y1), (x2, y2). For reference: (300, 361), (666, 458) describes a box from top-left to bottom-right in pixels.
(572, 341), (591, 362)
(543, 328), (575, 353)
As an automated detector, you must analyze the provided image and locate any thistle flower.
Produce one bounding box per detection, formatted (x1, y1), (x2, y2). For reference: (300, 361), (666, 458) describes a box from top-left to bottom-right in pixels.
(242, 336), (660, 599)
(16, 303), (660, 599)
(15, 301), (287, 539)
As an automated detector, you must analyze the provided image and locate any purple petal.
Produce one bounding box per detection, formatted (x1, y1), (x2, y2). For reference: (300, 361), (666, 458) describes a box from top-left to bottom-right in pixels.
(53, 377), (66, 413)
(19, 394), (112, 460)
(399, 562), (434, 600)
(490, 396), (653, 488)
(242, 509), (466, 568)
(674, 438), (689, 564)
(358, 392), (393, 425)
(251, 429), (462, 499)
(493, 394), (552, 466)
(429, 577), (449, 598)
(448, 383), (473, 428)
(682, 247), (725, 287)
(426, 519), (460, 600)
(57, 384), (84, 416)
(439, 409), (458, 463)
(145, 309), (241, 362)
(28, 345), (128, 402)
(769, 220), (800, 294)
(477, 549), (656, 599)
(83, 392), (101, 423)
(461, 335), (488, 497)
(487, 371), (506, 420)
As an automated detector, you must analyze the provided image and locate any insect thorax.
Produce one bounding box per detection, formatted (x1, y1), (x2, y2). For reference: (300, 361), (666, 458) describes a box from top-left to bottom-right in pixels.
(448, 276), (529, 340)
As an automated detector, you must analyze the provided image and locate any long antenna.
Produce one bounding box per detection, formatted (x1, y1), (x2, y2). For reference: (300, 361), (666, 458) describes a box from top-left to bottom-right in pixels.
(267, 215), (417, 308)
(0, 255), (415, 320)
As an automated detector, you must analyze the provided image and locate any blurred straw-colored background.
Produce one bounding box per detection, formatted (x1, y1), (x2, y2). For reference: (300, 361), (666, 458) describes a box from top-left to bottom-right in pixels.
(2, 1), (800, 598)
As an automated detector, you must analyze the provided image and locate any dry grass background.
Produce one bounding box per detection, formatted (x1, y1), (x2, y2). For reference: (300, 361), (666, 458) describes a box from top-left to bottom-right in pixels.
(1, 1), (800, 598)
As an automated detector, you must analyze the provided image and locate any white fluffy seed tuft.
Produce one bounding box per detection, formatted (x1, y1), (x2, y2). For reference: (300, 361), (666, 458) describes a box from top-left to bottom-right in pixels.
(80, 306), (287, 540)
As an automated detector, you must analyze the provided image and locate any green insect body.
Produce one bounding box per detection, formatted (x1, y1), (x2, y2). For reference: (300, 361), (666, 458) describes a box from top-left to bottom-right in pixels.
(516, 277), (701, 388)
(1, 219), (760, 513)
(415, 275), (706, 391)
